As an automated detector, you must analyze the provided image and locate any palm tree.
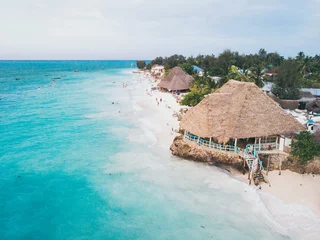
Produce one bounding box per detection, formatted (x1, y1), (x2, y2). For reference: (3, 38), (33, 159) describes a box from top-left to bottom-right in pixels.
(301, 56), (312, 76)
(250, 63), (265, 87)
(266, 52), (283, 67)
(258, 48), (267, 61)
(296, 51), (305, 62)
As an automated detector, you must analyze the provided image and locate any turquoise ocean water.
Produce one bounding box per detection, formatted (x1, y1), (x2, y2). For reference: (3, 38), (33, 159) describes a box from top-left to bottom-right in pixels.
(0, 61), (315, 239)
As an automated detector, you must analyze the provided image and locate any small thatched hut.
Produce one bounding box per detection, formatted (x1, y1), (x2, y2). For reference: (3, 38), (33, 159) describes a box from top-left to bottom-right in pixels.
(158, 67), (194, 91)
(180, 80), (306, 152)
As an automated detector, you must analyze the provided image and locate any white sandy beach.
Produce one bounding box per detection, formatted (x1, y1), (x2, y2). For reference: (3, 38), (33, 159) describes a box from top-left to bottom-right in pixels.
(135, 71), (320, 219)
(262, 170), (320, 215)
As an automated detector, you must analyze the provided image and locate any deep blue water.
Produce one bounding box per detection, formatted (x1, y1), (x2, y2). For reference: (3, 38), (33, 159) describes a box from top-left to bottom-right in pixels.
(0, 61), (291, 240)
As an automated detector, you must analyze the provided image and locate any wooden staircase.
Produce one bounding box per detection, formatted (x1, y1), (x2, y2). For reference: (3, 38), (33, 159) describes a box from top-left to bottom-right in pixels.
(241, 145), (271, 186)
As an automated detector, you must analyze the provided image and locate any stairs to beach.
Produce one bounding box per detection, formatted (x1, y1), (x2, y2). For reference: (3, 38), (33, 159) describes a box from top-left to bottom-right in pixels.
(241, 145), (270, 186)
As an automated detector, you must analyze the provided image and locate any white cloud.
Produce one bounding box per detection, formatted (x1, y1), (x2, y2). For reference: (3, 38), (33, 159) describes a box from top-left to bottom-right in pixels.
(0, 0), (319, 59)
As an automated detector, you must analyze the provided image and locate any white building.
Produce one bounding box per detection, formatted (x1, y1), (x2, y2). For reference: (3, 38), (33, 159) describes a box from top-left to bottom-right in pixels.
(151, 64), (165, 77)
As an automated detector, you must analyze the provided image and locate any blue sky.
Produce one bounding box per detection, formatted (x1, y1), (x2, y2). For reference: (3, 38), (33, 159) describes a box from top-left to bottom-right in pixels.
(0, 0), (319, 60)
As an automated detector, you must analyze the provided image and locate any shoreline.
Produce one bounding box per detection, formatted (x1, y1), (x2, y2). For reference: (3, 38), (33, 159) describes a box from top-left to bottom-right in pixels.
(136, 70), (320, 217)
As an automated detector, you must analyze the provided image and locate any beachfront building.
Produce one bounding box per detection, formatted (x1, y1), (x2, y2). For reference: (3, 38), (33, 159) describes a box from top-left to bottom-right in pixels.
(193, 65), (204, 76)
(158, 66), (194, 92)
(151, 64), (165, 77)
(180, 80), (305, 156)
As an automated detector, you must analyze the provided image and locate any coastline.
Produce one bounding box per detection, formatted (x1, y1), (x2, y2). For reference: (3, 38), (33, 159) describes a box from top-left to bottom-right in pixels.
(134, 71), (320, 218)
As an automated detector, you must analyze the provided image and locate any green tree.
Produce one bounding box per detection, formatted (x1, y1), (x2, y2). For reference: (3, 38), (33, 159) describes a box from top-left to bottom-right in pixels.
(216, 50), (236, 75)
(250, 61), (265, 87)
(226, 65), (253, 83)
(181, 92), (205, 106)
(164, 54), (186, 70)
(291, 131), (320, 162)
(190, 75), (216, 95)
(136, 60), (146, 69)
(271, 59), (301, 100)
(179, 63), (194, 75)
(258, 48), (267, 61)
(186, 56), (196, 65)
(266, 52), (283, 67)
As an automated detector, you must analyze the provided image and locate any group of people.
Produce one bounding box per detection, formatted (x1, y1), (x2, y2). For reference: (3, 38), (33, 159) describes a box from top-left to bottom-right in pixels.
(155, 97), (162, 106)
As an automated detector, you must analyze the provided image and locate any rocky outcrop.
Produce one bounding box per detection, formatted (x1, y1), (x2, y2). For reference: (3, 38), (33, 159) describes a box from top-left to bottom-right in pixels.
(170, 136), (244, 171)
(259, 153), (320, 174)
(305, 159), (320, 174)
(171, 135), (320, 175)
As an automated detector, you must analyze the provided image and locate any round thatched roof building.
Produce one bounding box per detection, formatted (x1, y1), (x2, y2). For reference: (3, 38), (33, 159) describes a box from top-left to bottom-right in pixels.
(180, 80), (306, 143)
(158, 67), (194, 91)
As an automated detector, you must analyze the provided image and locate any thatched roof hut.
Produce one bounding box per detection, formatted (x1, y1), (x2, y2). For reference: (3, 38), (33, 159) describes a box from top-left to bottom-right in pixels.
(180, 80), (306, 143)
(158, 67), (194, 91)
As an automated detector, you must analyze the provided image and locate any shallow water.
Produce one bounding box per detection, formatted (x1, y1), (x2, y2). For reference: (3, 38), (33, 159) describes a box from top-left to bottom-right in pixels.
(0, 61), (318, 239)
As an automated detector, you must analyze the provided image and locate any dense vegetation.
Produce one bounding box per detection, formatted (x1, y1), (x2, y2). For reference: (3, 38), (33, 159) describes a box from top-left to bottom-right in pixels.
(147, 49), (320, 105)
(291, 131), (320, 162)
(136, 60), (146, 69)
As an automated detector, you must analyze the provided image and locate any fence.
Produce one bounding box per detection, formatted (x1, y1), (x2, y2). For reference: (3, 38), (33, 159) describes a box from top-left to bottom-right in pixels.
(246, 142), (278, 152)
(184, 131), (278, 158)
(184, 131), (277, 172)
(184, 131), (240, 154)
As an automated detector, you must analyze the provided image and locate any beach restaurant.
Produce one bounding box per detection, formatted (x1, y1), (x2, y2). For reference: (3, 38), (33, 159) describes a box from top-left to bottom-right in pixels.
(158, 66), (194, 92)
(180, 80), (306, 154)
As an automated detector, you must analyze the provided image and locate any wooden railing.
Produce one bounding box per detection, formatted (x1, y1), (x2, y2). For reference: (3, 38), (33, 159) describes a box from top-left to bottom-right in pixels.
(184, 131), (278, 160)
(184, 131), (240, 154)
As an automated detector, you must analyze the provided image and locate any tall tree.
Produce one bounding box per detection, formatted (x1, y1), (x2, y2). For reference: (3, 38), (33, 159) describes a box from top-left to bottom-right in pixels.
(250, 62), (265, 87)
(150, 57), (164, 66)
(136, 60), (146, 69)
(164, 54), (186, 70)
(179, 63), (194, 75)
(216, 50), (236, 75)
(271, 59), (301, 99)
(266, 52), (283, 68)
(258, 48), (267, 61)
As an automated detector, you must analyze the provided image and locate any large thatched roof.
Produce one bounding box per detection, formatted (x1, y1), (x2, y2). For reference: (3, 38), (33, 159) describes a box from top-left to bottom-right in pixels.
(158, 67), (194, 91)
(180, 80), (306, 143)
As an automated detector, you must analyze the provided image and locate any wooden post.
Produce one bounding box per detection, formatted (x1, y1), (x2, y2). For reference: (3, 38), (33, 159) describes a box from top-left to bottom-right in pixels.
(279, 154), (282, 175)
(254, 138), (257, 145)
(258, 138), (261, 151)
(234, 138), (238, 153)
(209, 137), (212, 148)
(267, 155), (270, 176)
(197, 136), (200, 145)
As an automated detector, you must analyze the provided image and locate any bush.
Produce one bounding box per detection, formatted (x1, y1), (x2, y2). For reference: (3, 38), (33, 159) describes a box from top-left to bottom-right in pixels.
(181, 92), (204, 106)
(136, 60), (146, 69)
(178, 63), (194, 75)
(291, 131), (320, 162)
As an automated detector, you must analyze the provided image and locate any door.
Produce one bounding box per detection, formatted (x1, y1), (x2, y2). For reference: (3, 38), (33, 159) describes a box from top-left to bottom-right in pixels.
(279, 136), (285, 151)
